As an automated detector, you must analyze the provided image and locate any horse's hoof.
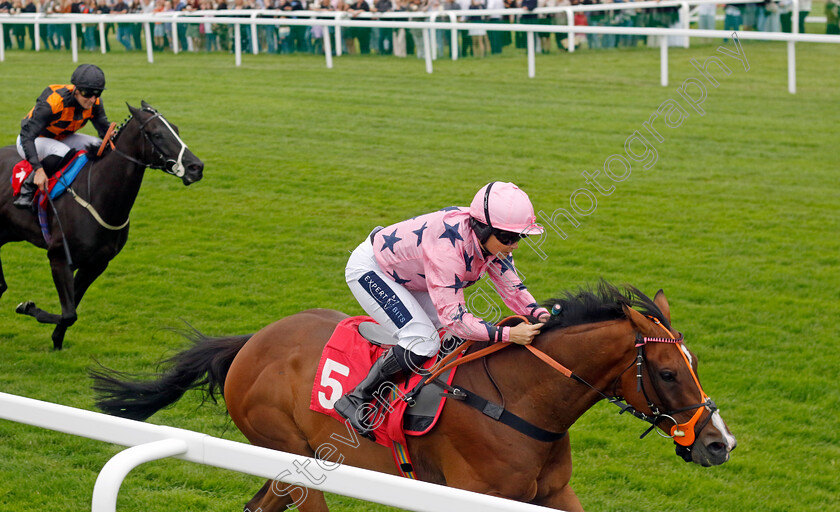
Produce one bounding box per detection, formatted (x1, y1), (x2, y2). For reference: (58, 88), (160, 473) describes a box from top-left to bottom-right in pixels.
(15, 301), (34, 315)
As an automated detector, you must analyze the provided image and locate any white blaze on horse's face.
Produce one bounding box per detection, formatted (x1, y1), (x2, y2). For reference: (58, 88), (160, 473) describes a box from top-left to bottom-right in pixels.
(712, 410), (738, 455)
(156, 114), (188, 178)
(679, 344), (694, 368)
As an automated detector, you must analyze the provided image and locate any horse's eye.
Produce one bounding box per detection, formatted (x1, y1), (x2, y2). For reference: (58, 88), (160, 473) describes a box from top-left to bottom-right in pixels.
(659, 371), (676, 382)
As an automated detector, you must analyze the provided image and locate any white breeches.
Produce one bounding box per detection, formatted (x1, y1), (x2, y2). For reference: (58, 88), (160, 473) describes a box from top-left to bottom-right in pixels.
(345, 238), (442, 357)
(16, 133), (101, 164)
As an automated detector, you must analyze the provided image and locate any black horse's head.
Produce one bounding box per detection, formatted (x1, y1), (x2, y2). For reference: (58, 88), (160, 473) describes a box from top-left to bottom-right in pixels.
(125, 101), (204, 185)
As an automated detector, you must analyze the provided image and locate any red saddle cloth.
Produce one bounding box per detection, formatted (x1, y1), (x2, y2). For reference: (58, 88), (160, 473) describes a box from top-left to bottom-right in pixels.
(10, 160), (33, 196)
(310, 317), (458, 452)
(10, 151), (86, 202)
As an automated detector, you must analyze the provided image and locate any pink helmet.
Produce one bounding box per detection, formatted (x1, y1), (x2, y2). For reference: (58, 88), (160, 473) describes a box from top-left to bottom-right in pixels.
(469, 182), (544, 235)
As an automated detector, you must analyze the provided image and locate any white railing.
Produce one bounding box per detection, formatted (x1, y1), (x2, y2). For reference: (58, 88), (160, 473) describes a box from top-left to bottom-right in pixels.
(1, 0), (839, 94)
(0, 391), (558, 512)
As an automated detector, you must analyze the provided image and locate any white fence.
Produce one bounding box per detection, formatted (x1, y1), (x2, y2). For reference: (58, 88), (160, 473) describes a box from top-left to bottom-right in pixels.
(0, 391), (559, 512)
(2, 0), (840, 94)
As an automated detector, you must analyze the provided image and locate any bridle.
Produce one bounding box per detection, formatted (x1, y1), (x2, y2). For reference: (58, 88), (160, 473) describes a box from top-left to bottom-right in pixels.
(624, 319), (717, 447)
(110, 107), (189, 178)
(425, 314), (718, 447)
(63, 107), (190, 232)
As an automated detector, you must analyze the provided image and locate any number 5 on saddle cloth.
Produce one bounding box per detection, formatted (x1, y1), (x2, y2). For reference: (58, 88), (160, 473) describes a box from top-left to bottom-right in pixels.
(309, 316), (462, 447)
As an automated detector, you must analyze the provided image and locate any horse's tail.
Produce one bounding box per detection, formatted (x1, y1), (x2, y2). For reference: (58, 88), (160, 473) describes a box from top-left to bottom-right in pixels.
(90, 329), (252, 421)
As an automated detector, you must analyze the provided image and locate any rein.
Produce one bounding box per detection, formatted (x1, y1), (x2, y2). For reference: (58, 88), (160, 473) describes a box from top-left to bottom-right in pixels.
(422, 314), (717, 446)
(412, 316), (569, 442)
(96, 122), (117, 157)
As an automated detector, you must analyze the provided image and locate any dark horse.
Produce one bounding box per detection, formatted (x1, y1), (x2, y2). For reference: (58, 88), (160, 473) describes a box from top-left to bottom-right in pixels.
(92, 283), (736, 511)
(0, 101), (203, 350)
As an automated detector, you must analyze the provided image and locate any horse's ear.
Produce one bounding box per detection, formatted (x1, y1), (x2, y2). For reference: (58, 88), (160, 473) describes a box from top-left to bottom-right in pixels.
(127, 102), (139, 116)
(141, 100), (152, 110)
(622, 305), (659, 337)
(653, 289), (671, 324)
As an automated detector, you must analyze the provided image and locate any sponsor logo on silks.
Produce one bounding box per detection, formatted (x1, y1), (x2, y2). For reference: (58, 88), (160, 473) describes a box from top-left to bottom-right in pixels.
(360, 271), (412, 328)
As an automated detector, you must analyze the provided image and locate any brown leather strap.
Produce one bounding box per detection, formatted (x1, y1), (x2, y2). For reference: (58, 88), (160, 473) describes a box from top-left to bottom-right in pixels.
(426, 339), (475, 379)
(524, 345), (573, 378)
(97, 122), (117, 157)
(424, 341), (510, 384)
(423, 315), (575, 383)
(422, 315), (529, 384)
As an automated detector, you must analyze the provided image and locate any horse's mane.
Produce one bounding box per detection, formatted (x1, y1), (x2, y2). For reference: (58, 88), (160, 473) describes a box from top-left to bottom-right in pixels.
(83, 142), (105, 163)
(540, 280), (671, 332)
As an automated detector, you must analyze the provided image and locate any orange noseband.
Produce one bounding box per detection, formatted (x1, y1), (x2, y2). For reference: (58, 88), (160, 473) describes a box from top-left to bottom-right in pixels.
(641, 317), (714, 447)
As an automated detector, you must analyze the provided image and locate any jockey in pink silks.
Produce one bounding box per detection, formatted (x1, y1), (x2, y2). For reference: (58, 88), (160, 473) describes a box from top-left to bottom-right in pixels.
(334, 182), (551, 435)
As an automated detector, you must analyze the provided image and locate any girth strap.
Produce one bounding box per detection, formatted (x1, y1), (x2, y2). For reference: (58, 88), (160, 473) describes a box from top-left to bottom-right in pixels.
(445, 384), (567, 443)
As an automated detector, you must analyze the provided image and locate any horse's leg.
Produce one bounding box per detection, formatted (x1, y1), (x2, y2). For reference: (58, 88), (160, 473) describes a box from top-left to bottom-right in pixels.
(0, 249), (7, 299)
(536, 485), (584, 512)
(48, 259), (109, 348)
(47, 247), (86, 350)
(0, 230), (12, 298)
(244, 479), (329, 512)
(70, 259), (109, 306)
(16, 251), (76, 349)
(15, 301), (61, 324)
(14, 248), (74, 324)
(532, 436), (585, 512)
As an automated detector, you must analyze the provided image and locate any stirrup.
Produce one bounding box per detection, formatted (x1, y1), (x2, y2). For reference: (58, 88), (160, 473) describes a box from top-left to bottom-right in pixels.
(13, 193), (36, 210)
(334, 395), (377, 439)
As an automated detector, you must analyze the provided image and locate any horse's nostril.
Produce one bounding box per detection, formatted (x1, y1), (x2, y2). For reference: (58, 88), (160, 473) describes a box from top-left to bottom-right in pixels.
(708, 441), (727, 455)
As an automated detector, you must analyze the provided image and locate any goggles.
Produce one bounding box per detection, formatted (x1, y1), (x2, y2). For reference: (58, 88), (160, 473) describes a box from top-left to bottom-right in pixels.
(78, 88), (103, 98)
(493, 229), (525, 246)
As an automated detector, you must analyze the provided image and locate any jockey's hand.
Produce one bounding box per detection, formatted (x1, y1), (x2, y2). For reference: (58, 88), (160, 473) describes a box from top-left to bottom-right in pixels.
(508, 322), (544, 345)
(538, 313), (550, 323)
(33, 168), (48, 192)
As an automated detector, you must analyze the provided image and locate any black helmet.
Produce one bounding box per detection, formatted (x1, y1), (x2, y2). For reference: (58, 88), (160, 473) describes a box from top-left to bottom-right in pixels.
(70, 64), (106, 91)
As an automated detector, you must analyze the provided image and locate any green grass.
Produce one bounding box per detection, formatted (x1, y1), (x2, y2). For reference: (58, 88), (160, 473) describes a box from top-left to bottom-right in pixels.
(0, 40), (838, 512)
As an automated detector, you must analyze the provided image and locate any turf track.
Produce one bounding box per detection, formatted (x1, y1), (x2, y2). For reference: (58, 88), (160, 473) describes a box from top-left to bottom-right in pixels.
(0, 40), (837, 511)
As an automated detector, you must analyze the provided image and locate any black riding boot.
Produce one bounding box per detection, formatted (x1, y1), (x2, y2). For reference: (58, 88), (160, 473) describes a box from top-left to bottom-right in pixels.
(13, 154), (69, 211)
(333, 348), (407, 436)
(13, 172), (37, 210)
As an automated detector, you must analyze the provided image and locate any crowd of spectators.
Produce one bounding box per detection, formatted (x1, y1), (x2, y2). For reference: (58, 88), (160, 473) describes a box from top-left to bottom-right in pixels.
(721, 0), (822, 34)
(1, 0), (837, 54)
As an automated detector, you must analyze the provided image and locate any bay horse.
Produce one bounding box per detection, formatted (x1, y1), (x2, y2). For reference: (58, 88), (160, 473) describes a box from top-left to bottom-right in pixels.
(0, 101), (203, 350)
(91, 283), (736, 511)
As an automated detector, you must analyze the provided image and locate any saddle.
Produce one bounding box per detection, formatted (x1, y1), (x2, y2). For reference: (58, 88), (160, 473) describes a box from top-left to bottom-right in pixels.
(309, 316), (463, 478)
(310, 317), (462, 447)
(11, 151), (88, 204)
(11, 151), (89, 245)
(310, 316), (569, 478)
(355, 321), (463, 434)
